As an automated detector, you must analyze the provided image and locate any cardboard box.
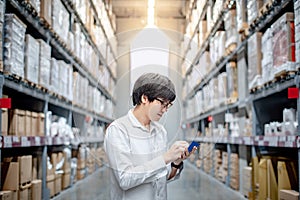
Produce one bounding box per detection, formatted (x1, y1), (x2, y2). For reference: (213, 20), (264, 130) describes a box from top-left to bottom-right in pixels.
(37, 113), (44, 136)
(40, 0), (51, 26)
(1, 109), (8, 136)
(278, 161), (291, 196)
(54, 174), (62, 195)
(25, 111), (32, 136)
(2, 162), (19, 190)
(279, 190), (299, 200)
(0, 191), (12, 200)
(18, 188), (28, 200)
(31, 112), (38, 136)
(32, 157), (38, 181)
(18, 156), (32, 186)
(9, 109), (25, 136)
(24, 34), (39, 84)
(31, 179), (42, 200)
(62, 172), (70, 189)
(46, 179), (54, 198)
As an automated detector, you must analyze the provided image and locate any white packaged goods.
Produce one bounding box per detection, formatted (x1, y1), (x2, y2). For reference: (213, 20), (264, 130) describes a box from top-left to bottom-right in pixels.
(72, 72), (80, 106)
(247, 32), (262, 90)
(38, 39), (51, 89)
(226, 62), (238, 100)
(294, 0), (300, 26)
(4, 14), (26, 78)
(247, 0), (263, 25)
(67, 64), (73, 101)
(57, 61), (68, 97)
(68, 32), (74, 52)
(24, 34), (39, 84)
(73, 23), (81, 59)
(207, 5), (212, 33)
(272, 13), (295, 73)
(262, 28), (273, 83)
(52, 0), (70, 43)
(0, 1), (4, 23)
(217, 72), (227, 105)
(87, 85), (93, 112)
(224, 9), (237, 49)
(236, 0), (247, 32)
(212, 0), (223, 23)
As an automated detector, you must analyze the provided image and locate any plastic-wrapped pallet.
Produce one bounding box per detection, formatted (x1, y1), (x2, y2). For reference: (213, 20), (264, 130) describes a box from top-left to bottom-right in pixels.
(218, 72), (227, 105)
(52, 0), (70, 43)
(226, 61), (238, 103)
(50, 58), (59, 94)
(212, 0), (223, 23)
(236, 0), (248, 33)
(57, 61), (68, 98)
(4, 14), (26, 78)
(198, 21), (207, 48)
(67, 64), (73, 102)
(24, 34), (39, 84)
(247, 0), (263, 25)
(261, 28), (273, 84)
(224, 9), (237, 50)
(247, 32), (262, 90)
(272, 12), (296, 75)
(38, 39), (51, 89)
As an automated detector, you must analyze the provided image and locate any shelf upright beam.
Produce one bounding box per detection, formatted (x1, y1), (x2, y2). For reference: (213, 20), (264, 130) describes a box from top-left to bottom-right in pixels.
(296, 74), (300, 195)
(42, 95), (49, 200)
(0, 74), (4, 190)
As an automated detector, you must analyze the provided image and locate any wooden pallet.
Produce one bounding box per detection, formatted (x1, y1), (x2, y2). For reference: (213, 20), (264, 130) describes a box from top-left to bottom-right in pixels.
(225, 43), (237, 56)
(258, 0), (273, 18)
(20, 181), (32, 190)
(226, 96), (238, 105)
(39, 17), (51, 29)
(23, 79), (38, 88)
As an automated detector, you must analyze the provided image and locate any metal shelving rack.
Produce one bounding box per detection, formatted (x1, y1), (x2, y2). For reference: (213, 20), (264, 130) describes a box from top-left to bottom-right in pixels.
(0, 0), (115, 199)
(182, 0), (300, 197)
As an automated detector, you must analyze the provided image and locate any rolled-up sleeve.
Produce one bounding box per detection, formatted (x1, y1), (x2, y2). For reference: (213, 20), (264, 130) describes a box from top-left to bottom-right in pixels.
(104, 124), (167, 191)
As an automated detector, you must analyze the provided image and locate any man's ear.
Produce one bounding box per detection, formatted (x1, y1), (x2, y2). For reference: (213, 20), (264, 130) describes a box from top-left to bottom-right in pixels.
(141, 94), (149, 104)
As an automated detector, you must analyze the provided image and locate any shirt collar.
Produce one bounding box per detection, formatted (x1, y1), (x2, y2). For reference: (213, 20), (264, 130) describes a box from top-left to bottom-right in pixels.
(128, 109), (158, 133)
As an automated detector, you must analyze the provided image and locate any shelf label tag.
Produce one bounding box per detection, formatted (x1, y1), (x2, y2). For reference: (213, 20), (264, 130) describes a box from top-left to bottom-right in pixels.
(288, 87), (299, 99)
(0, 98), (11, 108)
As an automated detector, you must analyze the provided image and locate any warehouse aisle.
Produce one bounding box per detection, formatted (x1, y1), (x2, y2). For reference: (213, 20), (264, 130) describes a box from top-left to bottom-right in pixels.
(53, 163), (245, 200)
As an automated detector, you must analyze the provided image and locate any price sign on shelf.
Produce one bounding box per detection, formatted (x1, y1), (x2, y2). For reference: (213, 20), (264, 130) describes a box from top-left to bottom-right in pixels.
(0, 98), (11, 108)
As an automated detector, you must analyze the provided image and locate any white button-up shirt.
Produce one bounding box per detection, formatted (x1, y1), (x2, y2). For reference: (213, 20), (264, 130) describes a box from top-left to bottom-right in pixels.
(104, 109), (181, 200)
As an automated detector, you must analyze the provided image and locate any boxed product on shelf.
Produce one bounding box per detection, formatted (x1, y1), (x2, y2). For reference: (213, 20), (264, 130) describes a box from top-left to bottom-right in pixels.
(37, 113), (44, 136)
(30, 179), (42, 200)
(1, 108), (8, 136)
(242, 167), (252, 197)
(272, 12), (296, 75)
(24, 34), (39, 84)
(50, 58), (59, 94)
(0, 0), (4, 23)
(224, 9), (237, 50)
(280, 190), (299, 200)
(247, 0), (263, 25)
(38, 39), (51, 89)
(212, 0), (223, 23)
(206, 5), (213, 34)
(247, 32), (262, 90)
(40, 0), (52, 26)
(261, 28), (273, 84)
(18, 155), (32, 186)
(1, 161), (19, 190)
(0, 191), (12, 199)
(226, 62), (238, 103)
(25, 110), (31, 136)
(217, 72), (227, 105)
(9, 109), (26, 136)
(52, 0), (70, 43)
(54, 173), (62, 195)
(57, 60), (68, 98)
(236, 0), (248, 33)
(294, 0), (300, 26)
(67, 63), (73, 101)
(4, 14), (27, 78)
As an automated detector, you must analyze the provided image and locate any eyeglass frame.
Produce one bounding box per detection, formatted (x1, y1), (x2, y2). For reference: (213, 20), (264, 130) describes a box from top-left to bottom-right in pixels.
(154, 98), (173, 109)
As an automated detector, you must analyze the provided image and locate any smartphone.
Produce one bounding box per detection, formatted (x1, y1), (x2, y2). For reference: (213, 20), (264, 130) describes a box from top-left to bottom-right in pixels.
(188, 141), (200, 152)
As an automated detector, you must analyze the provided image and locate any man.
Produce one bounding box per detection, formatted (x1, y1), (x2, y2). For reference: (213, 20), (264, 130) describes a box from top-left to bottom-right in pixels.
(104, 73), (196, 200)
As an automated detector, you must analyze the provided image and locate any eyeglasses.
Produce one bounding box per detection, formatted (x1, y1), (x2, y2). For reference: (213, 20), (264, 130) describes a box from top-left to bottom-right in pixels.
(155, 98), (173, 109)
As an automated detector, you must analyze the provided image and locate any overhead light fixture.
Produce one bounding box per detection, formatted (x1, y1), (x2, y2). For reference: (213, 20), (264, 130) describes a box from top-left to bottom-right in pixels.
(147, 0), (155, 26)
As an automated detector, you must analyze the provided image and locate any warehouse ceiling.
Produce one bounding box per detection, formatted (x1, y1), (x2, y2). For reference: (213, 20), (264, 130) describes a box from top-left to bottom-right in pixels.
(112, 0), (188, 34)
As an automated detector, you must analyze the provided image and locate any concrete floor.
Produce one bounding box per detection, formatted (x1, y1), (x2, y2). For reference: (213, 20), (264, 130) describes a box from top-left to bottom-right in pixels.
(52, 163), (246, 200)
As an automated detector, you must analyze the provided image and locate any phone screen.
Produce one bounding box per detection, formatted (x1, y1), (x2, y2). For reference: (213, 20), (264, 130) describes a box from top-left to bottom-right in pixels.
(188, 141), (200, 152)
